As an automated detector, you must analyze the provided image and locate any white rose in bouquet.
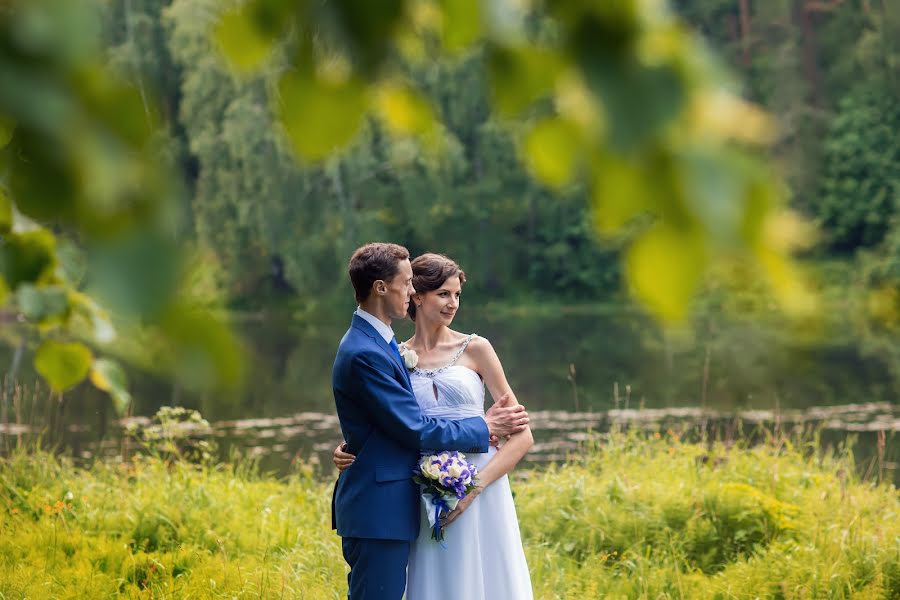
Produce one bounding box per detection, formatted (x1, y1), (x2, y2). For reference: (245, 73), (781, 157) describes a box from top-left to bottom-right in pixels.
(447, 461), (464, 479)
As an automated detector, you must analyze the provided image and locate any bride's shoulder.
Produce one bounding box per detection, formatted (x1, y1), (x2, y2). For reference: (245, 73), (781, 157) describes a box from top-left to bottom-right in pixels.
(462, 334), (495, 358)
(447, 329), (486, 346)
(443, 329), (475, 344)
(459, 334), (503, 375)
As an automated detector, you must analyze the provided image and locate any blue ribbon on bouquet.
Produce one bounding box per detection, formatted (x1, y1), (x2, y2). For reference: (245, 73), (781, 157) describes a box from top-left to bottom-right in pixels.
(429, 493), (451, 549)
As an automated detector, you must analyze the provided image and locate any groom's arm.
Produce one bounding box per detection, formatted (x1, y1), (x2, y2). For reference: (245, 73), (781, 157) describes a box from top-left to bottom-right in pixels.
(350, 351), (489, 452)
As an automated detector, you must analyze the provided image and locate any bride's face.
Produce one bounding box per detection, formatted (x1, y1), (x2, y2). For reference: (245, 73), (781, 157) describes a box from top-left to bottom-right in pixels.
(415, 275), (462, 327)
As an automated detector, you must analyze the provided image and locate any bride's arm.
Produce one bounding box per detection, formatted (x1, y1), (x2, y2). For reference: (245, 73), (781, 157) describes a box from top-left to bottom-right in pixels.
(441, 337), (533, 528)
(467, 336), (534, 488)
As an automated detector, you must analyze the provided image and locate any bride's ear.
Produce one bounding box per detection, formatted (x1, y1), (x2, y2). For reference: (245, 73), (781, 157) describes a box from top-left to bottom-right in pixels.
(411, 293), (421, 306)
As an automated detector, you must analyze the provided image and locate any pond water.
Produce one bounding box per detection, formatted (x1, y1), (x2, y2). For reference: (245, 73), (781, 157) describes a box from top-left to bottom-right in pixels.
(1, 304), (898, 480)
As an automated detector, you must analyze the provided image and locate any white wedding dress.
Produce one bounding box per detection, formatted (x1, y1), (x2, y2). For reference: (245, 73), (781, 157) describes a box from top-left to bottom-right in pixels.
(405, 335), (533, 600)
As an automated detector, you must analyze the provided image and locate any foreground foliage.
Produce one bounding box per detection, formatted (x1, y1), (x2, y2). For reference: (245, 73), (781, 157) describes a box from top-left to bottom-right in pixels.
(1, 433), (898, 599)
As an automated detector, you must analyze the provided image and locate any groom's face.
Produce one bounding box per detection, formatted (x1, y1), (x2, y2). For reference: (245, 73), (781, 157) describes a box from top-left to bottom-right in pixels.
(382, 258), (415, 320)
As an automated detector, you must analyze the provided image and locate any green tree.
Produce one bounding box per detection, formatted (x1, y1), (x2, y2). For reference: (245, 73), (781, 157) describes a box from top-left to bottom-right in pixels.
(211, 0), (801, 322)
(816, 84), (900, 251)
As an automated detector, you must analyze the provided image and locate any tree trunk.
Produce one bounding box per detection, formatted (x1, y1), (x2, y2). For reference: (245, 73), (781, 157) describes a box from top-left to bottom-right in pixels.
(739, 0), (752, 67)
(797, 0), (823, 106)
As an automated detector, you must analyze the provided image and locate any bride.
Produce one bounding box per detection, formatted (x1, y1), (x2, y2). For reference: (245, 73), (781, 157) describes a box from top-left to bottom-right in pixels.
(333, 252), (534, 599)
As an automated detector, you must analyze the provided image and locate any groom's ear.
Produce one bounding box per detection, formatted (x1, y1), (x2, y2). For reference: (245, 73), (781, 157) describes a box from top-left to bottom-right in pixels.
(373, 280), (387, 295)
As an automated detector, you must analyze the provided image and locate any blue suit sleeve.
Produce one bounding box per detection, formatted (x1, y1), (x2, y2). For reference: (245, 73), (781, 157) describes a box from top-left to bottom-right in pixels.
(350, 351), (489, 452)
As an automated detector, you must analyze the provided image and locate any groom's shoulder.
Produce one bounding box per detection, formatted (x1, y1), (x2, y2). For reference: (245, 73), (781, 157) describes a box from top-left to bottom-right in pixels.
(335, 337), (391, 384)
(338, 322), (369, 349)
(336, 327), (381, 360)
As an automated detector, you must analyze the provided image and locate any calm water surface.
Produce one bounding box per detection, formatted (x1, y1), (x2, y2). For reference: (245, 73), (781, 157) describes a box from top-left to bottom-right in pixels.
(2, 304), (898, 478)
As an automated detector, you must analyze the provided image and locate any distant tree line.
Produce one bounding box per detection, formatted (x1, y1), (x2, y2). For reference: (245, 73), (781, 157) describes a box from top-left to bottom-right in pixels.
(96, 1), (899, 316)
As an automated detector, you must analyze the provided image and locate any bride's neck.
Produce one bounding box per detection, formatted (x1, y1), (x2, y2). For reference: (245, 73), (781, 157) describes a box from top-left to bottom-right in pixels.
(412, 321), (449, 351)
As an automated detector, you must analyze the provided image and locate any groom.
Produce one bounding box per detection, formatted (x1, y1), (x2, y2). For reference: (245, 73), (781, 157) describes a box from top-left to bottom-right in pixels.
(331, 243), (529, 600)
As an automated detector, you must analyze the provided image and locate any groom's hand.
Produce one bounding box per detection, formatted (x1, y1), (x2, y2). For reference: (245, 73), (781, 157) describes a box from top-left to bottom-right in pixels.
(488, 392), (517, 445)
(333, 441), (355, 472)
(485, 396), (529, 439)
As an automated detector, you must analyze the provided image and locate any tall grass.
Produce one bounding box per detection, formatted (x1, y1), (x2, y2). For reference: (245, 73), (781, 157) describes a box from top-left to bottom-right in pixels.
(1, 430), (898, 598)
(518, 430), (900, 598)
(0, 453), (343, 598)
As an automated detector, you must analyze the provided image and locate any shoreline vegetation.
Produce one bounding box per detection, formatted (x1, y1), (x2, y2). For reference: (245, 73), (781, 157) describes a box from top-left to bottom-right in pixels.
(1, 429), (898, 598)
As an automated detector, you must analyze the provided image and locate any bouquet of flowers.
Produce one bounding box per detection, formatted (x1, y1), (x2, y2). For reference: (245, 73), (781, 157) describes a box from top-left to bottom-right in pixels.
(413, 451), (479, 542)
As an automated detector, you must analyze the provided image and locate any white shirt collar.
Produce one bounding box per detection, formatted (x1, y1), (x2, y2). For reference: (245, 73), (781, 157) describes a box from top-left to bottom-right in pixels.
(355, 307), (395, 343)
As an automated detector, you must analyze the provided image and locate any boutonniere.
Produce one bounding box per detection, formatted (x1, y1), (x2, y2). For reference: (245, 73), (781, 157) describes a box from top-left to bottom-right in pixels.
(398, 343), (419, 370)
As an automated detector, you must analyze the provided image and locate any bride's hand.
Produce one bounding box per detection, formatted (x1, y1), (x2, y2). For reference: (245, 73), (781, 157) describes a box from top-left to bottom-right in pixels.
(439, 487), (482, 529)
(333, 441), (355, 471)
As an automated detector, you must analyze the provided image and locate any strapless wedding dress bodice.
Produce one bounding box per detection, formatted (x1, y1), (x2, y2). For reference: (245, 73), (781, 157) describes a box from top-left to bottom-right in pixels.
(411, 355), (486, 421)
(405, 334), (533, 600)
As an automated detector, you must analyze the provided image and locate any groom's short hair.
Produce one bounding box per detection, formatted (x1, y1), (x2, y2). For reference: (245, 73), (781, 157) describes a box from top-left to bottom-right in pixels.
(348, 243), (410, 303)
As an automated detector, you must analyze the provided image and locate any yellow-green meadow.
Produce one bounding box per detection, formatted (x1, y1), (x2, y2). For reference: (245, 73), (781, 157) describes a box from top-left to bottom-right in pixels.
(2, 431), (898, 599)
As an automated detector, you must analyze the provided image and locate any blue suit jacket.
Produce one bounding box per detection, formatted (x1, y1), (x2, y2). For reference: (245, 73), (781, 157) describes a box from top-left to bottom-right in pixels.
(331, 314), (490, 541)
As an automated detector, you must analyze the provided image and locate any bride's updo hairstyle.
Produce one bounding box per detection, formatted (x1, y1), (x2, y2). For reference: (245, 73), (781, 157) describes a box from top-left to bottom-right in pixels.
(408, 253), (466, 322)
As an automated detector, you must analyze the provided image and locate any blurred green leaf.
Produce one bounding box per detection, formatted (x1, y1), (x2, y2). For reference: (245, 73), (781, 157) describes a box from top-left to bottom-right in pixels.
(76, 67), (155, 147)
(71, 142), (161, 238)
(680, 149), (744, 242)
(69, 291), (116, 344)
(0, 229), (56, 289)
(590, 154), (655, 233)
(90, 357), (131, 416)
(0, 115), (14, 149)
(547, 0), (642, 37)
(687, 89), (776, 146)
(55, 238), (87, 287)
(579, 51), (686, 151)
(13, 0), (102, 67)
(215, 0), (297, 73)
(5, 57), (159, 237)
(376, 82), (436, 136)
(488, 45), (563, 117)
(216, 14), (275, 73)
(34, 339), (93, 392)
(741, 175), (776, 248)
(757, 247), (818, 318)
(441, 0), (481, 52)
(0, 186), (11, 232)
(16, 284), (69, 322)
(523, 118), (583, 188)
(87, 230), (180, 319)
(0, 277), (8, 306)
(0, 58), (75, 136)
(276, 72), (368, 160)
(331, 0), (406, 74)
(625, 225), (706, 322)
(8, 132), (79, 223)
(162, 305), (245, 391)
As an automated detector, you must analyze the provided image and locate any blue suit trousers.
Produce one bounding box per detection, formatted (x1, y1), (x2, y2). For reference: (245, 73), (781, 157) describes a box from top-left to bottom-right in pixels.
(342, 537), (410, 600)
